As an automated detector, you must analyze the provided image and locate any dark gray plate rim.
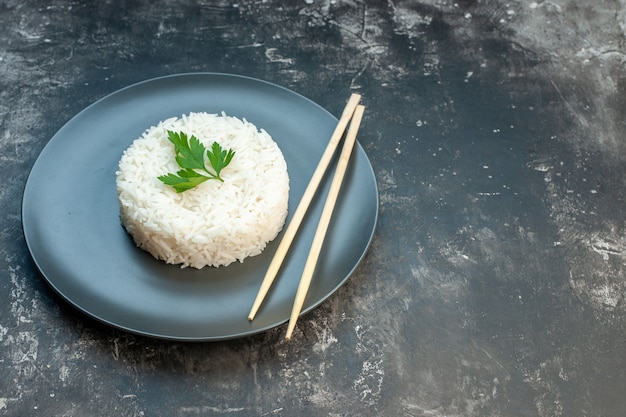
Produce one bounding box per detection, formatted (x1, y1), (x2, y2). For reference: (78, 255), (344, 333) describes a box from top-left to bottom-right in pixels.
(22, 73), (378, 341)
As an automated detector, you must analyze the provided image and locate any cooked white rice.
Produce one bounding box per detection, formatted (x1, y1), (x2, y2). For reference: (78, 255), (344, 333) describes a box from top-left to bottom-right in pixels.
(116, 112), (289, 268)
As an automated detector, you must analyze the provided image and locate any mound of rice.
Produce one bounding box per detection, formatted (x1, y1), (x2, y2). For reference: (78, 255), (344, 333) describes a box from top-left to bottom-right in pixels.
(116, 112), (289, 269)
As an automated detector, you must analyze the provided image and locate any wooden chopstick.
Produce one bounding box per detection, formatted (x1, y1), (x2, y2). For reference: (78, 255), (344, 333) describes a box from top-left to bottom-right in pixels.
(248, 93), (362, 321)
(285, 104), (365, 340)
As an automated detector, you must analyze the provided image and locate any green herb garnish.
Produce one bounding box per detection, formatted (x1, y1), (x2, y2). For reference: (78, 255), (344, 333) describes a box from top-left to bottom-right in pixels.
(158, 130), (235, 193)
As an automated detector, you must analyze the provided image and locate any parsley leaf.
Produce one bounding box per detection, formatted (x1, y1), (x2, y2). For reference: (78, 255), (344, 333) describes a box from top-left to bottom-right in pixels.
(158, 130), (236, 193)
(207, 141), (236, 179)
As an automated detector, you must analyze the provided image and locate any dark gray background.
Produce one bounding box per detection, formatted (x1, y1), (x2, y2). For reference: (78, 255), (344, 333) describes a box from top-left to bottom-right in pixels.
(1, 1), (625, 416)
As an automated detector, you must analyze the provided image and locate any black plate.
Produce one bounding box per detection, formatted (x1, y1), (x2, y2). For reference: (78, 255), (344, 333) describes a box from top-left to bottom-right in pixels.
(22, 73), (378, 341)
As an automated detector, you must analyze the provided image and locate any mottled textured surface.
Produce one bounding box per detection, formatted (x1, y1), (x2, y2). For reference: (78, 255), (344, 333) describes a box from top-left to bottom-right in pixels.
(2, 1), (626, 416)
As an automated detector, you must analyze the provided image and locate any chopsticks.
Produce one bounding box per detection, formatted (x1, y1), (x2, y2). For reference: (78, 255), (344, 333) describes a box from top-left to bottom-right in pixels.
(247, 94), (364, 339)
(285, 104), (364, 340)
